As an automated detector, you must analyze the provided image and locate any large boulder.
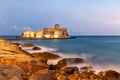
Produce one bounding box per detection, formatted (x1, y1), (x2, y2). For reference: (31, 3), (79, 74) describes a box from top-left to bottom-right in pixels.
(33, 52), (60, 59)
(32, 46), (41, 50)
(56, 58), (84, 69)
(21, 43), (34, 47)
(104, 70), (120, 80)
(55, 67), (79, 80)
(0, 64), (23, 80)
(29, 69), (55, 80)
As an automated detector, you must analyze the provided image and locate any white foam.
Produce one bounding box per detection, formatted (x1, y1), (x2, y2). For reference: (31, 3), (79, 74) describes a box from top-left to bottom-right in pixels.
(47, 52), (120, 73)
(19, 43), (120, 73)
(20, 45), (57, 53)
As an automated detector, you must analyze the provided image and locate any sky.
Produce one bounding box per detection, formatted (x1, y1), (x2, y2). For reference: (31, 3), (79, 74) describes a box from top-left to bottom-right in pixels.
(0, 0), (120, 35)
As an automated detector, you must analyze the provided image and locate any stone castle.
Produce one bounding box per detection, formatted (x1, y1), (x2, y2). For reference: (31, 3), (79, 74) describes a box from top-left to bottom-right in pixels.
(21, 24), (69, 39)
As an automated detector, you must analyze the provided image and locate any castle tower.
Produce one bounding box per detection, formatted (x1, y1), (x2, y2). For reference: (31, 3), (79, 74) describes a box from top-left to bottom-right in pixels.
(54, 24), (60, 30)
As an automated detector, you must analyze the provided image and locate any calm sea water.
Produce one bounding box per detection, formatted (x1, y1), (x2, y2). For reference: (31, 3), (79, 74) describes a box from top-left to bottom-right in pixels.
(1, 36), (120, 72)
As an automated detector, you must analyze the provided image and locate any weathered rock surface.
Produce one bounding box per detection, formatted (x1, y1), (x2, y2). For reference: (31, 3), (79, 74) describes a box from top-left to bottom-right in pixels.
(62, 67), (79, 75)
(80, 66), (93, 72)
(17, 60), (49, 73)
(33, 52), (60, 59)
(0, 39), (32, 61)
(29, 69), (55, 80)
(32, 46), (41, 50)
(21, 43), (34, 47)
(0, 64), (23, 80)
(56, 58), (84, 69)
(104, 70), (120, 80)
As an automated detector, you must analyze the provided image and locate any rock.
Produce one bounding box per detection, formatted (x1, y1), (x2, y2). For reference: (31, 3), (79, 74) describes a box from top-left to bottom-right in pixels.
(17, 60), (49, 73)
(90, 74), (102, 80)
(39, 58), (48, 63)
(32, 46), (41, 50)
(56, 59), (67, 69)
(29, 69), (55, 80)
(80, 66), (93, 72)
(56, 74), (68, 80)
(49, 64), (56, 70)
(10, 76), (20, 80)
(21, 72), (32, 80)
(0, 74), (8, 80)
(0, 64), (23, 80)
(12, 42), (21, 46)
(78, 71), (94, 80)
(55, 67), (79, 80)
(70, 58), (84, 64)
(67, 71), (79, 80)
(98, 71), (105, 79)
(21, 43), (34, 47)
(56, 58), (84, 69)
(62, 67), (79, 75)
(104, 70), (120, 80)
(33, 52), (60, 59)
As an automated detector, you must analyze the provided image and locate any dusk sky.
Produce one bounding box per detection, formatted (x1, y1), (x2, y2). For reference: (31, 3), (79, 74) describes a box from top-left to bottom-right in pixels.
(0, 0), (120, 35)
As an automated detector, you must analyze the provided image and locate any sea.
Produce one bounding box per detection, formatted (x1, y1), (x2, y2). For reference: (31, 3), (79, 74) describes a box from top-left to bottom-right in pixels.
(1, 36), (120, 73)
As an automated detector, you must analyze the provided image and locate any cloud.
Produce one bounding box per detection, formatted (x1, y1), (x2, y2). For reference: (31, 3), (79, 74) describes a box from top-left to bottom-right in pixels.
(11, 26), (32, 31)
(3, 21), (7, 25)
(22, 26), (32, 30)
(12, 26), (18, 30)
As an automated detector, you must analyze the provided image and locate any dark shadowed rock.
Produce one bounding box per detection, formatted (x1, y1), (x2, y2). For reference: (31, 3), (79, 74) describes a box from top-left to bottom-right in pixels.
(39, 58), (48, 63)
(56, 58), (84, 69)
(32, 46), (41, 50)
(12, 42), (21, 46)
(33, 52), (60, 59)
(21, 43), (34, 47)
(67, 71), (79, 80)
(62, 67), (79, 75)
(29, 69), (56, 80)
(104, 70), (120, 80)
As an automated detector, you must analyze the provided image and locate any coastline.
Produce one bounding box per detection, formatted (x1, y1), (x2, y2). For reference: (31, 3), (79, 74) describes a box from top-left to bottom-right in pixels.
(0, 39), (120, 80)
(2, 36), (76, 41)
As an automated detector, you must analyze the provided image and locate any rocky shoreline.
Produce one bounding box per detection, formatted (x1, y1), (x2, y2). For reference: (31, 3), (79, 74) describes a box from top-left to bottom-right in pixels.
(0, 38), (120, 80)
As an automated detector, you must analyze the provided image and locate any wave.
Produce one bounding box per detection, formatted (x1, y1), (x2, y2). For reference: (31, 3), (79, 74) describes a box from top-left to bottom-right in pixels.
(20, 43), (120, 73)
(103, 40), (120, 43)
(21, 45), (57, 53)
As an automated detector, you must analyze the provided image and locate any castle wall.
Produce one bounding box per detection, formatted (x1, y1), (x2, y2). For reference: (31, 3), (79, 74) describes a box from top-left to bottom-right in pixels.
(21, 24), (69, 38)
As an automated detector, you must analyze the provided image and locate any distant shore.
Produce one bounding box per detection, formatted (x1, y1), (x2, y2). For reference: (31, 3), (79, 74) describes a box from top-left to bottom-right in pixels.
(3, 36), (76, 40)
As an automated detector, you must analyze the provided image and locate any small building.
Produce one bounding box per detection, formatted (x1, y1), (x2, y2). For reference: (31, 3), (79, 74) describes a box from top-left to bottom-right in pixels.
(21, 24), (69, 39)
(22, 30), (35, 38)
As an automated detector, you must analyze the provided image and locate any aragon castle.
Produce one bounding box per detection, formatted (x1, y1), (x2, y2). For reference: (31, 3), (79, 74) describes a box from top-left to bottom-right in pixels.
(22, 24), (69, 39)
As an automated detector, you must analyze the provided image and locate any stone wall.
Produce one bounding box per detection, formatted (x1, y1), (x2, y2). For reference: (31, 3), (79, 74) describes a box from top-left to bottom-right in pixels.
(22, 24), (69, 38)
